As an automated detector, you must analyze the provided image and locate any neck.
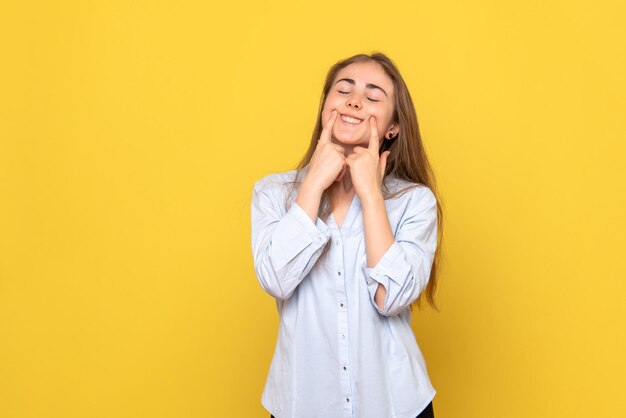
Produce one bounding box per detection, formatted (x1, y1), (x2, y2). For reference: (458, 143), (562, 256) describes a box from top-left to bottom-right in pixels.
(329, 138), (359, 197)
(330, 169), (355, 198)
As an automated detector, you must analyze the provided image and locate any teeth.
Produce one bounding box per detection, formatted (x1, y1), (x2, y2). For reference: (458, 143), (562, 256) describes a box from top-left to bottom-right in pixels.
(341, 115), (362, 124)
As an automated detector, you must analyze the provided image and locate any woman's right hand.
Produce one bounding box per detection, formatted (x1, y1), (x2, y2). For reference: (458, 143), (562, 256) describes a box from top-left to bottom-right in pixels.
(304, 110), (347, 192)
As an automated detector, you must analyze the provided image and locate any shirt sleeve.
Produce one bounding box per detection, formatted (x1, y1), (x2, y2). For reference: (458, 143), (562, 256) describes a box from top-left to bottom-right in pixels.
(361, 186), (438, 316)
(251, 180), (331, 300)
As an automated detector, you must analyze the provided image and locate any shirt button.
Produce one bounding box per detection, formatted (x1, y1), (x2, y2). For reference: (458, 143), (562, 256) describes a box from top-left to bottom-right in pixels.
(340, 303), (344, 307)
(341, 334), (345, 339)
(337, 271), (341, 276)
(343, 366), (347, 370)
(346, 398), (350, 403)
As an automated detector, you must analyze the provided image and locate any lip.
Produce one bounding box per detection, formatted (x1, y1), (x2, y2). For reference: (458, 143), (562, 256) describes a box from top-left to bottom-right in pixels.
(339, 117), (363, 128)
(339, 112), (364, 121)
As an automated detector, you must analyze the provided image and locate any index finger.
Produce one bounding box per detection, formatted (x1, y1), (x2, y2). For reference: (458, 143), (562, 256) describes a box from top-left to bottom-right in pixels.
(368, 116), (380, 154)
(319, 110), (338, 144)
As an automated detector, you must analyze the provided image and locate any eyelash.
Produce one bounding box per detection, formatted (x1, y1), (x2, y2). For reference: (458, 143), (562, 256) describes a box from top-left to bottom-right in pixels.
(338, 90), (379, 102)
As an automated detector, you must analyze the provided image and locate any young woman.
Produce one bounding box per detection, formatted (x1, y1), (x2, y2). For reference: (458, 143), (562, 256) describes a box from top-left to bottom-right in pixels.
(251, 52), (443, 418)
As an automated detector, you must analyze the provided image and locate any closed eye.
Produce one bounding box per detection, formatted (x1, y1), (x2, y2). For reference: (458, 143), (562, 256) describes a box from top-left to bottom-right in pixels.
(338, 90), (379, 102)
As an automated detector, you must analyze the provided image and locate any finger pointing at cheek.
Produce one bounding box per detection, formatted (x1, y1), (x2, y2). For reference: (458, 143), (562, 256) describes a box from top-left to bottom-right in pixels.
(319, 110), (338, 144)
(368, 116), (380, 155)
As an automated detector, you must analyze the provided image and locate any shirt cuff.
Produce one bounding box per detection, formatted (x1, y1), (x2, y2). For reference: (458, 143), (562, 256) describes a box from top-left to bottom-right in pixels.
(290, 201), (330, 238)
(362, 241), (405, 288)
(270, 201), (331, 271)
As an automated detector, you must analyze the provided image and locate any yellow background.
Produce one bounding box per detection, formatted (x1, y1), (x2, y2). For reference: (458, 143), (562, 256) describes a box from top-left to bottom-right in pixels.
(1, 1), (625, 417)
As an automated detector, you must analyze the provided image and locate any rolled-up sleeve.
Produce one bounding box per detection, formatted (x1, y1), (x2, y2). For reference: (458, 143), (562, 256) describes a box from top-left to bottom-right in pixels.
(251, 180), (331, 300)
(361, 187), (438, 316)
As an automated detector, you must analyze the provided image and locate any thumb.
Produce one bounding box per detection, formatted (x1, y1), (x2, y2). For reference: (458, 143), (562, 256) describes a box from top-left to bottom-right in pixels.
(379, 151), (391, 178)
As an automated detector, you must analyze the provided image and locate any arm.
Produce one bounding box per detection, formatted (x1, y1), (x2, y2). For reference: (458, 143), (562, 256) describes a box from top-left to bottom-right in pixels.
(361, 187), (438, 316)
(295, 177), (325, 224)
(251, 179), (331, 300)
(360, 192), (395, 311)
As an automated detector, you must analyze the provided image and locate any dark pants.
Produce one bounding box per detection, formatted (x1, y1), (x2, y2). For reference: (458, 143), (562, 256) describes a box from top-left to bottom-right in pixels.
(270, 400), (434, 418)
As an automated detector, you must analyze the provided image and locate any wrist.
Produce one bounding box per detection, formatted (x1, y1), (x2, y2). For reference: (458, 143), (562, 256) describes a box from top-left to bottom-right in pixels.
(360, 189), (384, 207)
(301, 177), (325, 197)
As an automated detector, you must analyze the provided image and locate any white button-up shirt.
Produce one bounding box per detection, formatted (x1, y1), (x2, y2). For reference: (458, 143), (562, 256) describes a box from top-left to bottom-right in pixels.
(251, 165), (438, 418)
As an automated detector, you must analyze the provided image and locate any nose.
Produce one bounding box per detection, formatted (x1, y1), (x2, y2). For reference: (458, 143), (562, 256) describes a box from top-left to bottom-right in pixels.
(347, 96), (362, 110)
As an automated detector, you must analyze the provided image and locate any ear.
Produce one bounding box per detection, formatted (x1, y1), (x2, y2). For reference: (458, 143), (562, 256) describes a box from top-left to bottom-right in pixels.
(386, 122), (400, 139)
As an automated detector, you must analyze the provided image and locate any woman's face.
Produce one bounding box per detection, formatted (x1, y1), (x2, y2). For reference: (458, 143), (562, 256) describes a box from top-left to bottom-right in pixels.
(322, 61), (397, 148)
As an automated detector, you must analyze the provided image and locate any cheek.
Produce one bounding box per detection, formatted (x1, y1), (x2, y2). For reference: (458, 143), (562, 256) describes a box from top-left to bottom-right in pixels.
(367, 111), (386, 129)
(322, 101), (334, 117)
(374, 109), (393, 128)
(322, 100), (342, 121)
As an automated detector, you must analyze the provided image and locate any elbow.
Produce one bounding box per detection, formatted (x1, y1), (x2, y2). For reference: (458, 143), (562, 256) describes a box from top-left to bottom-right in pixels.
(254, 266), (287, 300)
(253, 257), (295, 301)
(256, 278), (291, 301)
(377, 299), (410, 317)
(377, 300), (405, 317)
(376, 273), (426, 317)
(374, 301), (402, 317)
(258, 280), (287, 300)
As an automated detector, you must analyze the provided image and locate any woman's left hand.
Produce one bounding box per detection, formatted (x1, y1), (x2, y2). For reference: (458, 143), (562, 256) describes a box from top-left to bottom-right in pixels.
(345, 116), (391, 200)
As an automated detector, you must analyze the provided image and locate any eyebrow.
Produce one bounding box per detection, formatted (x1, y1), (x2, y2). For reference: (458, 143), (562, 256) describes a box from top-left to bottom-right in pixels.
(334, 78), (388, 96)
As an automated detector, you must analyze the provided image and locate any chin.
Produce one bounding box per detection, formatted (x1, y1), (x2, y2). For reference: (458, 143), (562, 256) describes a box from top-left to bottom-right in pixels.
(333, 132), (367, 144)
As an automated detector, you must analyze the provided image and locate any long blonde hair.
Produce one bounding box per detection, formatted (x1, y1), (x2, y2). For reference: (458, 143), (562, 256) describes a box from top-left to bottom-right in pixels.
(284, 52), (445, 312)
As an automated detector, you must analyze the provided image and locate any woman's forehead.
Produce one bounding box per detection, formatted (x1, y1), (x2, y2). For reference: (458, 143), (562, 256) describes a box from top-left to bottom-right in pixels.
(334, 61), (394, 92)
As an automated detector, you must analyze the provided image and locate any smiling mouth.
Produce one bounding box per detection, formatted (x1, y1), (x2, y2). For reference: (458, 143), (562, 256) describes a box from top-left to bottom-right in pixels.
(340, 114), (363, 125)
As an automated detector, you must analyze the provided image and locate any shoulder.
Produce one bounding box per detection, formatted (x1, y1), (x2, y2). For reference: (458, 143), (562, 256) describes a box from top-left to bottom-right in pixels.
(385, 176), (437, 206)
(252, 168), (303, 202)
(254, 168), (300, 189)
